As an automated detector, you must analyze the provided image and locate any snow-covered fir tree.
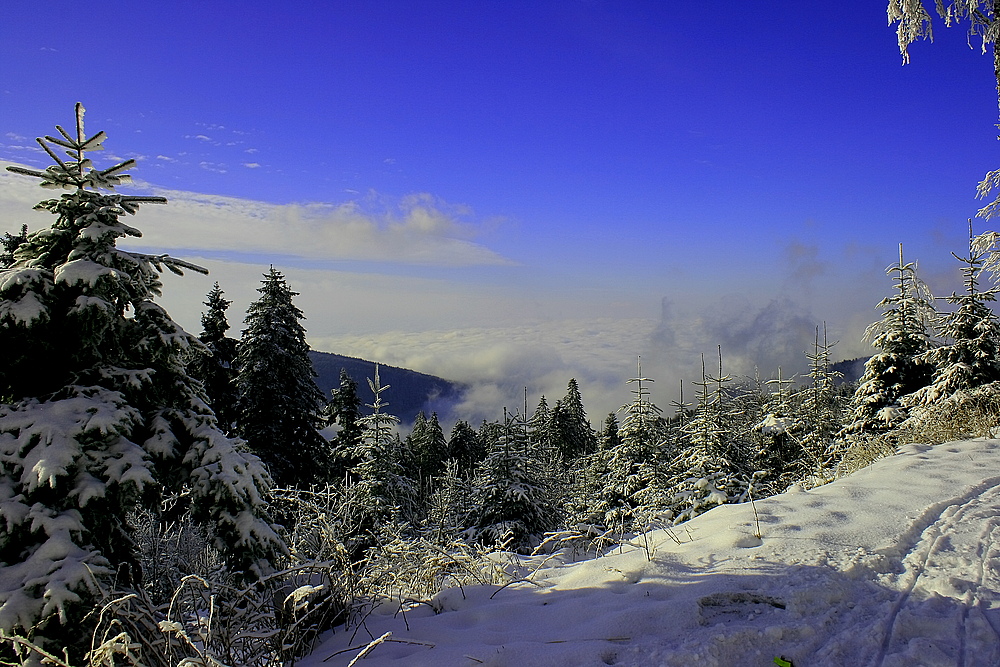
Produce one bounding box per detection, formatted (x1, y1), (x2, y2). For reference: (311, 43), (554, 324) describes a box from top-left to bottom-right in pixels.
(579, 360), (667, 530)
(797, 325), (845, 474)
(551, 379), (597, 460)
(189, 282), (239, 435)
(845, 244), (935, 435)
(423, 458), (473, 544)
(471, 410), (558, 549)
(598, 412), (621, 452)
(672, 350), (748, 523)
(0, 105), (284, 654)
(325, 368), (364, 481)
(350, 365), (416, 534)
(408, 411), (448, 495)
(235, 267), (331, 487)
(903, 225), (1000, 413)
(0, 224), (28, 269)
(753, 368), (802, 491)
(528, 395), (553, 451)
(447, 419), (484, 478)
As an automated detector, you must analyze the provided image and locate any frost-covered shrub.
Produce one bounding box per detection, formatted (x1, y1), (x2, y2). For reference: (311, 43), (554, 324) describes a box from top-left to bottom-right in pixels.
(898, 383), (1000, 444)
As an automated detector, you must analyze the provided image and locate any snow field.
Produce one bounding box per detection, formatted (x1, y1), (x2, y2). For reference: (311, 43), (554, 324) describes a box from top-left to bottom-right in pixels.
(302, 439), (1000, 666)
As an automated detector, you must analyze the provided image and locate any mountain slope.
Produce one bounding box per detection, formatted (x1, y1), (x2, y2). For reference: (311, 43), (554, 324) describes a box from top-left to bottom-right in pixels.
(309, 350), (465, 425)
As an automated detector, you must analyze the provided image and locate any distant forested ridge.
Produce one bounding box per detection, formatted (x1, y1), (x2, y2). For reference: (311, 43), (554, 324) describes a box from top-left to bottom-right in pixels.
(309, 350), (465, 424)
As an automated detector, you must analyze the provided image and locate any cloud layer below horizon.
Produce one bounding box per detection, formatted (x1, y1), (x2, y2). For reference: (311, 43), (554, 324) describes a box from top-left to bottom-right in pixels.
(0, 159), (956, 427)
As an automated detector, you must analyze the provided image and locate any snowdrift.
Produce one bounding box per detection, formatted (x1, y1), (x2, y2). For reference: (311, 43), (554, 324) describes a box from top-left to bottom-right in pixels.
(303, 439), (1000, 666)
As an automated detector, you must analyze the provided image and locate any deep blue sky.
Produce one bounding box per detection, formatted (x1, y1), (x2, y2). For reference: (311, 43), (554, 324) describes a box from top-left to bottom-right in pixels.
(2, 1), (999, 420)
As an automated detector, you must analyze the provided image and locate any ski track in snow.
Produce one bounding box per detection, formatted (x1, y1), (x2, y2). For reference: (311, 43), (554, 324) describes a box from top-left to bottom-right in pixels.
(302, 440), (1000, 667)
(868, 472), (1000, 666)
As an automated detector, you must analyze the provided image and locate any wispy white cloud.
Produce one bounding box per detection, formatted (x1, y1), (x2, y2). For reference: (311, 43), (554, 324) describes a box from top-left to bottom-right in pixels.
(197, 161), (227, 174)
(242, 162), (261, 169)
(123, 184), (513, 268)
(0, 159), (515, 271)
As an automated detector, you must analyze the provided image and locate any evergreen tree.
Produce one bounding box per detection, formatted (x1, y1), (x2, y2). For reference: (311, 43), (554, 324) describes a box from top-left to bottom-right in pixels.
(423, 458), (473, 544)
(408, 411), (448, 494)
(754, 368), (802, 490)
(351, 365), (415, 532)
(846, 244), (935, 434)
(0, 224), (28, 268)
(447, 419), (484, 477)
(581, 360), (666, 530)
(797, 325), (845, 473)
(471, 410), (557, 549)
(551, 379), (597, 459)
(236, 267), (331, 487)
(325, 368), (364, 480)
(0, 105), (284, 653)
(598, 412), (621, 452)
(190, 282), (239, 435)
(905, 225), (1000, 408)
(672, 350), (747, 523)
(528, 395), (553, 450)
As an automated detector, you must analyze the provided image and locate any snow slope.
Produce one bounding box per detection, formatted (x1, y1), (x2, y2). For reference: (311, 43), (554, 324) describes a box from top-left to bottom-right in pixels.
(302, 439), (1000, 666)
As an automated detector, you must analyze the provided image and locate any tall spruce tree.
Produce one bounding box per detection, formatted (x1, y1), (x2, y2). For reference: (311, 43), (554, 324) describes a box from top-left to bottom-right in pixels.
(351, 365), (415, 532)
(797, 325), (845, 473)
(236, 267), (331, 487)
(846, 244), (935, 435)
(447, 419), (484, 477)
(552, 379), (597, 459)
(672, 350), (746, 523)
(471, 410), (557, 549)
(190, 282), (239, 435)
(0, 224), (28, 269)
(326, 368), (364, 480)
(409, 411), (448, 490)
(754, 368), (802, 490)
(905, 224), (1000, 409)
(581, 360), (666, 530)
(0, 105), (284, 654)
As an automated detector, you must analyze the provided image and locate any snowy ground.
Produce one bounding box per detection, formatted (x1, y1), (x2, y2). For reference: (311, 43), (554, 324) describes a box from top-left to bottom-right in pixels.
(301, 439), (1000, 666)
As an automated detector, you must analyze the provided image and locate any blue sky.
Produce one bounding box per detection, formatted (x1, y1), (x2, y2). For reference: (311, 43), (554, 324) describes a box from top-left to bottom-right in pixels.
(2, 1), (999, 422)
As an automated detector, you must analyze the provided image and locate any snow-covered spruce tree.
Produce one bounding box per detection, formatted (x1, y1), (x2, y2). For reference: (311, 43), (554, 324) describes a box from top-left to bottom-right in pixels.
(189, 282), (239, 435)
(753, 368), (803, 491)
(528, 395), (553, 452)
(447, 419), (484, 478)
(349, 365), (416, 535)
(235, 267), (331, 487)
(471, 410), (558, 550)
(0, 224), (28, 269)
(844, 244), (935, 436)
(578, 361), (667, 531)
(422, 458), (473, 544)
(796, 325), (845, 474)
(325, 368), (364, 481)
(0, 105), (284, 652)
(551, 379), (597, 460)
(901, 225), (1000, 436)
(598, 412), (621, 452)
(408, 411), (448, 494)
(672, 350), (748, 524)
